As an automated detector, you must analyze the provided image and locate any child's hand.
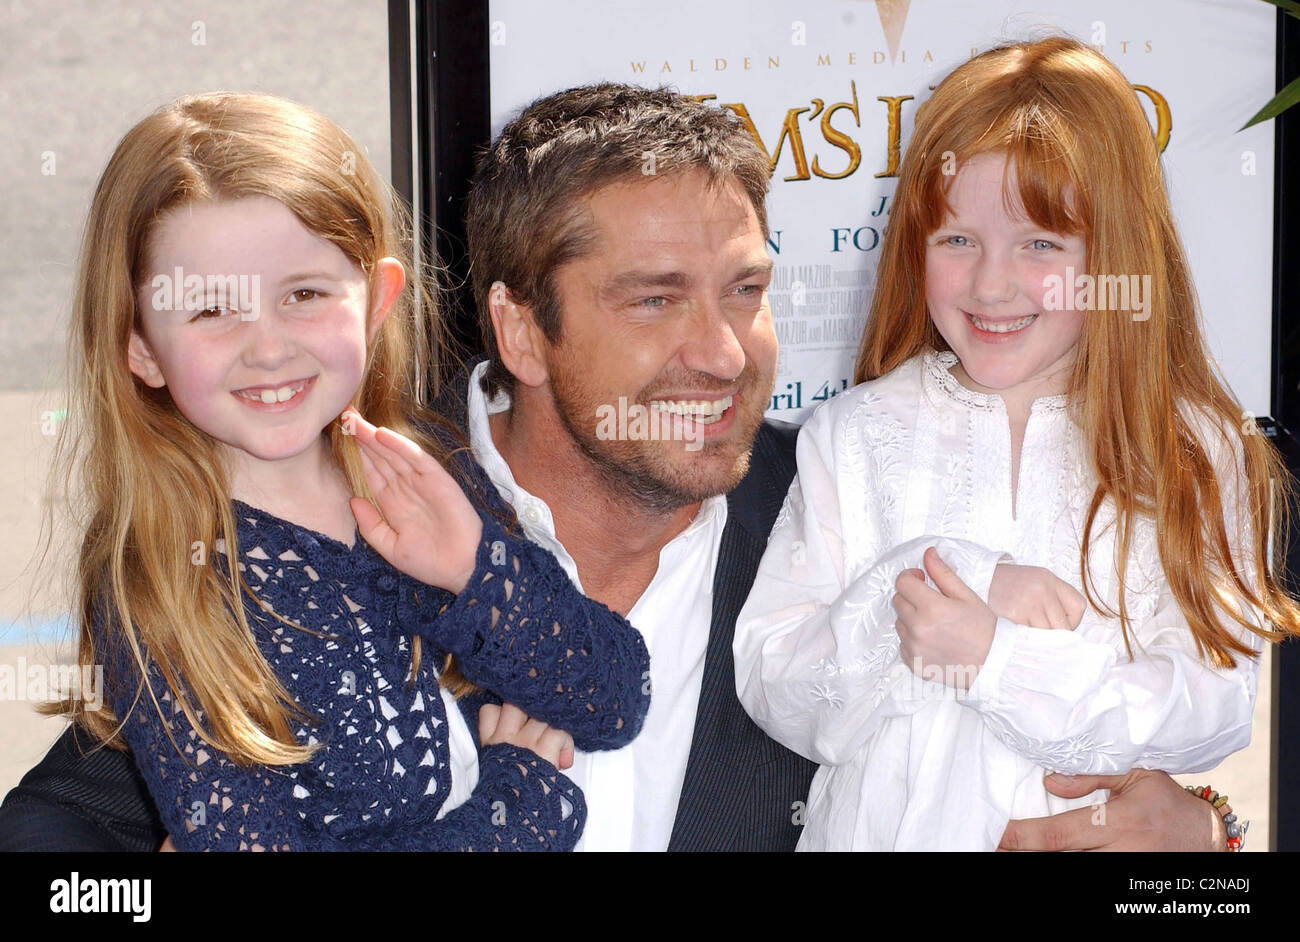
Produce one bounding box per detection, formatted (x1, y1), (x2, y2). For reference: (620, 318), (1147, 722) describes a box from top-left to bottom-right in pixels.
(343, 410), (484, 594)
(988, 563), (1085, 630)
(478, 702), (576, 771)
(891, 547), (996, 690)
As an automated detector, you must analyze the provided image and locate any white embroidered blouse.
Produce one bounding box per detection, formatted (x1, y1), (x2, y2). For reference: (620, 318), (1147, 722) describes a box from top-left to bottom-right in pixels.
(734, 351), (1264, 851)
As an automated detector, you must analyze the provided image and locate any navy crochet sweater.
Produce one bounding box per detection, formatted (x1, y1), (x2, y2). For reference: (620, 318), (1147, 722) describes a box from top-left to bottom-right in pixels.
(101, 466), (650, 851)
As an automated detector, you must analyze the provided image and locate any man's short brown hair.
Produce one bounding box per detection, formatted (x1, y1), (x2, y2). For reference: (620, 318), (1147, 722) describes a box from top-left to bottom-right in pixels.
(465, 83), (772, 399)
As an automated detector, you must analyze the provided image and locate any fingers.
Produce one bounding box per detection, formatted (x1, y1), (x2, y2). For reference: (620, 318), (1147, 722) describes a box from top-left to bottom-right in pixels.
(343, 409), (432, 481)
(535, 726), (574, 769)
(1047, 598), (1069, 630)
(891, 590), (918, 620)
(894, 568), (935, 606)
(478, 702), (502, 743)
(922, 547), (979, 602)
(372, 425), (440, 475)
(365, 428), (420, 480)
(1064, 588), (1086, 629)
(1042, 771), (1125, 798)
(997, 805), (1110, 851)
(1050, 574), (1085, 629)
(493, 702), (529, 742)
(480, 702), (574, 769)
(348, 495), (384, 535)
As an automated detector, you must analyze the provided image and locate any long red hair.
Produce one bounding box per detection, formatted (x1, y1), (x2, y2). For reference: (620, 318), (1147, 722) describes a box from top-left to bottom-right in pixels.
(855, 37), (1300, 666)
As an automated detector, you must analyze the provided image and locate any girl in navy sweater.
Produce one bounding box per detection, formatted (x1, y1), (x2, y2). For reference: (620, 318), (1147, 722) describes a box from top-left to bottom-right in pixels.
(48, 92), (649, 851)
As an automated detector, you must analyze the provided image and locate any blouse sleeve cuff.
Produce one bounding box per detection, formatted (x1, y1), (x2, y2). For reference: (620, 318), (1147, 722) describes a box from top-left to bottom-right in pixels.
(926, 538), (1010, 603)
(964, 618), (1115, 719)
(962, 546), (1013, 604)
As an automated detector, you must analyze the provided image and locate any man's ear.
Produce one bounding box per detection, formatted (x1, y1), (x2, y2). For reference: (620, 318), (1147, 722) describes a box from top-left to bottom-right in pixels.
(127, 330), (166, 388)
(487, 281), (549, 388)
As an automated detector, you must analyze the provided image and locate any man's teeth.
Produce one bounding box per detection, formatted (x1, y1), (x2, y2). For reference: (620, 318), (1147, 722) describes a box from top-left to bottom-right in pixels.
(649, 395), (734, 425)
(236, 379), (309, 404)
(970, 313), (1037, 333)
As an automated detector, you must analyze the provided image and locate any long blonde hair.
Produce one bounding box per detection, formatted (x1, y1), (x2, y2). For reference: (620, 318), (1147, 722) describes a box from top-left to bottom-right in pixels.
(855, 37), (1300, 666)
(43, 92), (475, 767)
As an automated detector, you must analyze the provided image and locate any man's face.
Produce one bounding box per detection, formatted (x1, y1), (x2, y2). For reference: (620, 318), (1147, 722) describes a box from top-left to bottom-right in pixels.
(542, 170), (777, 512)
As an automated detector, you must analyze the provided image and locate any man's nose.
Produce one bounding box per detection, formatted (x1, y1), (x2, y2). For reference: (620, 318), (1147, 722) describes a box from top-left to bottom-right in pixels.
(680, 297), (746, 382)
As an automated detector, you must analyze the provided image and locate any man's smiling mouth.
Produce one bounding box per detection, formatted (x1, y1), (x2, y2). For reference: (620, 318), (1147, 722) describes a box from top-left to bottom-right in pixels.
(648, 395), (735, 425)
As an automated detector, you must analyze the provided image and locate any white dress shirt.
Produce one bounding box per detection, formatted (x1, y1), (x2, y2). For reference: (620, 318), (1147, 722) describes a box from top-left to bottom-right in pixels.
(464, 362), (728, 851)
(733, 351), (1263, 850)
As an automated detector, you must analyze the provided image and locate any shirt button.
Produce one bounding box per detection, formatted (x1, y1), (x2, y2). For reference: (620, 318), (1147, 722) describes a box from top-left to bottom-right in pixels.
(522, 503), (544, 525)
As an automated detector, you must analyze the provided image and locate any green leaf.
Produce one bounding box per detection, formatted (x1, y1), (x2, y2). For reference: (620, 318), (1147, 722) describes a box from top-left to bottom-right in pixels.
(1241, 74), (1300, 129)
(1257, 0), (1300, 18)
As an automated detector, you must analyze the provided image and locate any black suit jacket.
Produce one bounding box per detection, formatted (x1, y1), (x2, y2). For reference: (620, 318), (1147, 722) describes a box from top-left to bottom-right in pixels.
(0, 368), (817, 852)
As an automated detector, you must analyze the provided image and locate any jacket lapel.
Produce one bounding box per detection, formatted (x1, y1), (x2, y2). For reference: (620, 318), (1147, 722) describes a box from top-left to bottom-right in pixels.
(666, 422), (796, 851)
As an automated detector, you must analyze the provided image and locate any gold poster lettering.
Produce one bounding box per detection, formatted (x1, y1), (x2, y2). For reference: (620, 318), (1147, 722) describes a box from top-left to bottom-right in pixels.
(724, 103), (812, 181)
(874, 95), (914, 178)
(1132, 84), (1172, 153)
(813, 81), (862, 180)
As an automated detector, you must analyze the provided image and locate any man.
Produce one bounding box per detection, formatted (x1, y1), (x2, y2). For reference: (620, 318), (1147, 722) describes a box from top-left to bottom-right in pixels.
(0, 83), (1231, 851)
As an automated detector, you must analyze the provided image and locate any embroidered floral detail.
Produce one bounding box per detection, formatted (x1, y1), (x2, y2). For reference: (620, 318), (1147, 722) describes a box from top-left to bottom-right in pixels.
(811, 683), (845, 710)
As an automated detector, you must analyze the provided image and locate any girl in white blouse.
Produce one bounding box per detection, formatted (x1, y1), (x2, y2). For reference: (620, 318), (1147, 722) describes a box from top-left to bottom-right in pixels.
(734, 37), (1300, 850)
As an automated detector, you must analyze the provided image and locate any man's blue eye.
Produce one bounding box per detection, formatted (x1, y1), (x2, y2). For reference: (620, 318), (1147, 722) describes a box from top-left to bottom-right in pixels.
(640, 297), (666, 308)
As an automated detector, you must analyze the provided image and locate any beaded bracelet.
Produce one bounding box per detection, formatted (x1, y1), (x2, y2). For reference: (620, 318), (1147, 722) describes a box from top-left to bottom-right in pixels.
(1184, 785), (1248, 851)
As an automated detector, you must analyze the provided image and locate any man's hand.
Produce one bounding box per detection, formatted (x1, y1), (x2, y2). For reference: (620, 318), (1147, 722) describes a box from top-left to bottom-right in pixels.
(892, 547), (996, 689)
(998, 768), (1230, 851)
(344, 411), (484, 594)
(988, 563), (1085, 630)
(479, 702), (576, 771)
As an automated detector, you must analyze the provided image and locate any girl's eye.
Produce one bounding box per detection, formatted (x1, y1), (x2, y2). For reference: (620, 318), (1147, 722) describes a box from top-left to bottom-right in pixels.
(944, 235), (970, 247)
(192, 305), (235, 321)
(1031, 239), (1058, 251)
(288, 288), (319, 303)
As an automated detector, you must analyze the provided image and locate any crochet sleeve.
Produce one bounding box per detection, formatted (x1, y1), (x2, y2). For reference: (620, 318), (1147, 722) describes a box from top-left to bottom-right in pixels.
(396, 513), (651, 752)
(102, 639), (584, 852)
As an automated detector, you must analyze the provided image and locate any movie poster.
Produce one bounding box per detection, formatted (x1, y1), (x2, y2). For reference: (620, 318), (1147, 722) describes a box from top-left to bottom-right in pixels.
(488, 0), (1277, 420)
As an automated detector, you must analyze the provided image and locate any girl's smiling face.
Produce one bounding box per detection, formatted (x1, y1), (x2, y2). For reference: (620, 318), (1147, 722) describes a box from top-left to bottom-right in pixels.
(925, 152), (1087, 407)
(128, 196), (402, 489)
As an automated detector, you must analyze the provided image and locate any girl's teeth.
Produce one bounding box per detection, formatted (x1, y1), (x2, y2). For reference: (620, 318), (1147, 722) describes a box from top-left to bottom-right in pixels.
(239, 380), (306, 403)
(971, 314), (1037, 333)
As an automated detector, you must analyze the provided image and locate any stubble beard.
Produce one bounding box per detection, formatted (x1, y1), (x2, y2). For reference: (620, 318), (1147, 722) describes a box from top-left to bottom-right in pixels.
(547, 356), (768, 516)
